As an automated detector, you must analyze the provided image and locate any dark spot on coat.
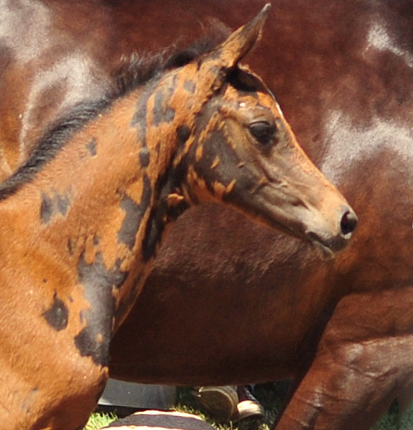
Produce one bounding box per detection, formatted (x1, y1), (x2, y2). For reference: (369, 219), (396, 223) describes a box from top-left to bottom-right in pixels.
(40, 191), (70, 223)
(152, 87), (176, 126)
(141, 208), (165, 262)
(118, 175), (152, 250)
(56, 193), (70, 216)
(193, 127), (261, 206)
(155, 141), (161, 156)
(86, 138), (97, 156)
(42, 293), (69, 331)
(183, 79), (196, 94)
(40, 192), (54, 224)
(207, 63), (223, 81)
(139, 147), (150, 167)
(67, 238), (74, 255)
(141, 168), (188, 262)
(193, 128), (241, 194)
(192, 123), (257, 207)
(74, 328), (110, 367)
(131, 81), (157, 147)
(131, 93), (148, 126)
(75, 253), (128, 365)
(177, 125), (191, 147)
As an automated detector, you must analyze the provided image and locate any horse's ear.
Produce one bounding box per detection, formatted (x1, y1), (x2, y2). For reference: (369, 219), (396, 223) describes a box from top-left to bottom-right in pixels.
(187, 4), (270, 97)
(210, 3), (271, 69)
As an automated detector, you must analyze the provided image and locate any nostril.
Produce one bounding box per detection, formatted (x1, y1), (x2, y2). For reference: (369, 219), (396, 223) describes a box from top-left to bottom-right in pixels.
(340, 210), (358, 236)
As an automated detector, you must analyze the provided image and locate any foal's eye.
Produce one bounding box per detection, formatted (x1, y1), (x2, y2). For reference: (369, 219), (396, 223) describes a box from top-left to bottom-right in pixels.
(249, 121), (277, 146)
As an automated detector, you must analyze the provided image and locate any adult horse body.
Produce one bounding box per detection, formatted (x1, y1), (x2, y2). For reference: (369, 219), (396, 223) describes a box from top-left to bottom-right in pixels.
(0, 0), (411, 429)
(107, 1), (413, 430)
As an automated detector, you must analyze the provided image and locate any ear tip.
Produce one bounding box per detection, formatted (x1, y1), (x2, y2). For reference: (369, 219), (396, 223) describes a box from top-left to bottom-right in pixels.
(249, 3), (272, 35)
(256, 3), (272, 25)
(206, 2), (272, 70)
(262, 3), (272, 15)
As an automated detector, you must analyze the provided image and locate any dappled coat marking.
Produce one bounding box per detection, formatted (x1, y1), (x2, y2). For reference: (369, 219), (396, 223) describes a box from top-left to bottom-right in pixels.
(0, 4), (356, 430)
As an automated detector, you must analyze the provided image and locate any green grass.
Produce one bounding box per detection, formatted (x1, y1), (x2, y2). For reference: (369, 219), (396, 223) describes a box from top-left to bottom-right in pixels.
(85, 384), (413, 430)
(372, 401), (413, 430)
(84, 412), (117, 430)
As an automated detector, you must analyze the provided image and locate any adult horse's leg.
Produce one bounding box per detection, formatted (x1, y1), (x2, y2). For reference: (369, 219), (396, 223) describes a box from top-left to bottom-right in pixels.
(275, 288), (413, 430)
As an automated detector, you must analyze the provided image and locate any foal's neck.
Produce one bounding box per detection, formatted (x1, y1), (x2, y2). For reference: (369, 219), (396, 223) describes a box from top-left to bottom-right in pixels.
(0, 69), (195, 328)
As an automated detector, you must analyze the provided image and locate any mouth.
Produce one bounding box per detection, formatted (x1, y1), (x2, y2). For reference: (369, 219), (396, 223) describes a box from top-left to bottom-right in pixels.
(306, 231), (349, 260)
(309, 239), (335, 260)
(224, 184), (355, 260)
(244, 207), (340, 261)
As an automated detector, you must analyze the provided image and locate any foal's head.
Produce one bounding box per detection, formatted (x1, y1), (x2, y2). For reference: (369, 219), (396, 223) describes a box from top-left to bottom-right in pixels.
(160, 5), (356, 256)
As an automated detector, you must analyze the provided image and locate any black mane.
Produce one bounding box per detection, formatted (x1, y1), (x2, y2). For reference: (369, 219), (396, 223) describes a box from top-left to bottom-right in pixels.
(114, 25), (229, 95)
(0, 26), (229, 201)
